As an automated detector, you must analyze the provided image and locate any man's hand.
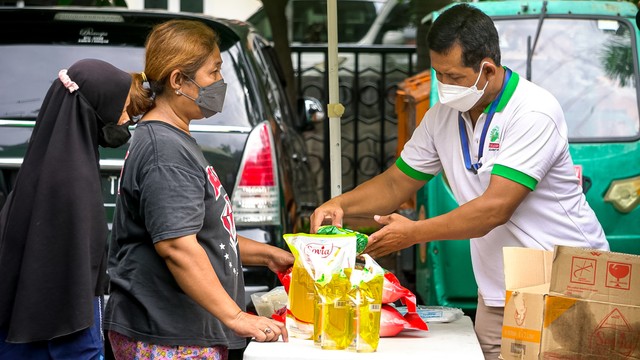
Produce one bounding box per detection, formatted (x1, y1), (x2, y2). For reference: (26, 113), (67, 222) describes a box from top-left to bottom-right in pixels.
(365, 214), (418, 258)
(309, 199), (344, 233)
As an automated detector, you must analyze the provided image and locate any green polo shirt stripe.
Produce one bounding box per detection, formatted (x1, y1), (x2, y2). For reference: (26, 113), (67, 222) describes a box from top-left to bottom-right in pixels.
(492, 164), (538, 190)
(396, 157), (434, 182)
(484, 67), (520, 114)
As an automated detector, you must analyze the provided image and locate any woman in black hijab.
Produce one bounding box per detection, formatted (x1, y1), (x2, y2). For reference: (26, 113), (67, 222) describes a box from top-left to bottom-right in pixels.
(0, 58), (132, 358)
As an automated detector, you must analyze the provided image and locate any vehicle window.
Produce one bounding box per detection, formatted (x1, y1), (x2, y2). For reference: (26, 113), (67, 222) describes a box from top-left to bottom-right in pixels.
(495, 17), (639, 141)
(374, 1), (416, 45)
(291, 0), (383, 43)
(251, 38), (292, 127)
(0, 45), (144, 120)
(0, 43), (253, 128)
(247, 9), (272, 41)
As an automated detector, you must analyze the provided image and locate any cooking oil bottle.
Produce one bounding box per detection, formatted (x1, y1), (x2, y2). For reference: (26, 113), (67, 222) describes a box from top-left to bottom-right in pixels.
(316, 269), (353, 350)
(348, 255), (384, 352)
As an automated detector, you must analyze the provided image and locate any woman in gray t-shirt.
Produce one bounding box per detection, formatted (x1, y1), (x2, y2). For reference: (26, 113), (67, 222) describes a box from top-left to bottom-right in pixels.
(105, 19), (291, 360)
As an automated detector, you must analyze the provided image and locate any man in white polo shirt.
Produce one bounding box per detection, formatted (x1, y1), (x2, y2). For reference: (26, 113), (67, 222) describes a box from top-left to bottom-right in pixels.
(310, 3), (609, 359)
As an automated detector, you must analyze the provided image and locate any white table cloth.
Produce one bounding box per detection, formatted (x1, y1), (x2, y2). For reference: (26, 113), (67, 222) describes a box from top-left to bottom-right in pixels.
(243, 315), (484, 360)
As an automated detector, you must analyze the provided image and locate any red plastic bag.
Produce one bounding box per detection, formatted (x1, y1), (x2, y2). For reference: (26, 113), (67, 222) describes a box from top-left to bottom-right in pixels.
(277, 267), (292, 293)
(379, 304), (428, 337)
(382, 271), (417, 312)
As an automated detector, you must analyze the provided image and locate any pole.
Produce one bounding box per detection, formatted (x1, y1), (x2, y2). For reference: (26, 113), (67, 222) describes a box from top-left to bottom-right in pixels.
(326, 0), (344, 198)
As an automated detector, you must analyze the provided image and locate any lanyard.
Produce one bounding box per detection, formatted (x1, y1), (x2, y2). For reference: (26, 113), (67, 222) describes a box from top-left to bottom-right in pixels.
(458, 68), (512, 174)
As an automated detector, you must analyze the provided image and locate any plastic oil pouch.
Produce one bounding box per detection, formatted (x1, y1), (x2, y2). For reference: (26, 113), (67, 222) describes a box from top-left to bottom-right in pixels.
(283, 233), (357, 340)
(347, 254), (384, 352)
(314, 267), (353, 349)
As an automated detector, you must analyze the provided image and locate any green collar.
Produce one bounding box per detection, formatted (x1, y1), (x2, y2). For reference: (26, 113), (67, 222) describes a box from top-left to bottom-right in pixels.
(483, 66), (519, 114)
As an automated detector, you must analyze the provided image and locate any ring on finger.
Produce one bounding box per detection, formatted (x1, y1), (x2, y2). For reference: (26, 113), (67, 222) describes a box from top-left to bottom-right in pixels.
(264, 327), (272, 334)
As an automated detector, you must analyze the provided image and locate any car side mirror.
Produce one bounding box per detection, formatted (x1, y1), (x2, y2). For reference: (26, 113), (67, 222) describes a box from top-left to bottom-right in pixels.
(297, 96), (324, 131)
(381, 30), (405, 45)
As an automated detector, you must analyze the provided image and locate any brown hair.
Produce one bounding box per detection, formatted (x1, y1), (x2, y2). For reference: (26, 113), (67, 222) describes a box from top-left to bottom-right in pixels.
(128, 19), (220, 117)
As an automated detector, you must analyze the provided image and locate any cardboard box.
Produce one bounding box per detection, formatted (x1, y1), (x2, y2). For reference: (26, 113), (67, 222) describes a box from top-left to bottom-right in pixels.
(550, 245), (640, 307)
(501, 247), (554, 360)
(500, 246), (640, 360)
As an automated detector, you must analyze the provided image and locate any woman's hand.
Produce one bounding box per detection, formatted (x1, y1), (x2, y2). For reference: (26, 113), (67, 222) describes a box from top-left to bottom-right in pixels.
(238, 236), (293, 273)
(228, 311), (288, 342)
(266, 246), (294, 274)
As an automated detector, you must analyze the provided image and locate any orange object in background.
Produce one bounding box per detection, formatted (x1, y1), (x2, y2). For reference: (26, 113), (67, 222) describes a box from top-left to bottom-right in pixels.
(395, 70), (432, 159)
(395, 70), (432, 212)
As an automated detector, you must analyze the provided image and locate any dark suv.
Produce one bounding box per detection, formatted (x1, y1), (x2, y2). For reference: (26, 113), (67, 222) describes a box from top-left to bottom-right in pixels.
(0, 6), (320, 306)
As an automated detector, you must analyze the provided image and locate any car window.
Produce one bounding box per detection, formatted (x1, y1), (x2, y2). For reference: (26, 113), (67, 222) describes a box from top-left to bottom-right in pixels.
(0, 43), (254, 128)
(0, 44), (144, 120)
(251, 38), (293, 127)
(495, 17), (639, 141)
(374, 1), (416, 45)
(247, 9), (272, 41)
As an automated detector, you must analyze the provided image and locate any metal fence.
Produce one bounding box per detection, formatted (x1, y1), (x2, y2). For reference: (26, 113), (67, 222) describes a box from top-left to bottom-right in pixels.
(291, 44), (418, 201)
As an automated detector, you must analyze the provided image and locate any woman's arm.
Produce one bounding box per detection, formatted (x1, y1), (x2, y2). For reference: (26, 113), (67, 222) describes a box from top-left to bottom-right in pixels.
(237, 235), (294, 274)
(155, 235), (288, 342)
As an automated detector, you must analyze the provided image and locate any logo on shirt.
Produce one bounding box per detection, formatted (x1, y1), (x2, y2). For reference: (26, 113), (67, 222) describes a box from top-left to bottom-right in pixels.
(488, 126), (500, 151)
(207, 166), (224, 200)
(221, 193), (238, 253)
(206, 166), (238, 257)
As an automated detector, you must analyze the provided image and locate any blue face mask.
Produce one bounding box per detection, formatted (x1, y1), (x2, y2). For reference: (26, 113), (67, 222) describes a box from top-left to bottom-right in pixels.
(179, 77), (227, 118)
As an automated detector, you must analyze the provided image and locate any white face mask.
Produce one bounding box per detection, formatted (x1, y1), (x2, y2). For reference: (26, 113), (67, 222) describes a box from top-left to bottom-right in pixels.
(437, 61), (490, 112)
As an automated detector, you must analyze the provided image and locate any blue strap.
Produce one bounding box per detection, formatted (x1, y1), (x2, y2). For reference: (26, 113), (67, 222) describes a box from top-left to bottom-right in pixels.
(459, 68), (512, 174)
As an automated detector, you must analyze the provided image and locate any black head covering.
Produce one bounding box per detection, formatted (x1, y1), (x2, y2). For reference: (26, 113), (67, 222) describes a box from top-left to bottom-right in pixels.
(0, 59), (131, 342)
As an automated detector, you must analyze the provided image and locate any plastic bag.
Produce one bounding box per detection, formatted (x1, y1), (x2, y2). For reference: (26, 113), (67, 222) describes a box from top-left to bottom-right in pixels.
(250, 286), (288, 323)
(379, 304), (428, 337)
(382, 271), (417, 312)
(395, 305), (464, 323)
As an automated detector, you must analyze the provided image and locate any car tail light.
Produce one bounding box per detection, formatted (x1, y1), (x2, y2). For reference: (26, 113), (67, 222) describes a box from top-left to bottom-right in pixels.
(231, 122), (280, 225)
(604, 175), (640, 213)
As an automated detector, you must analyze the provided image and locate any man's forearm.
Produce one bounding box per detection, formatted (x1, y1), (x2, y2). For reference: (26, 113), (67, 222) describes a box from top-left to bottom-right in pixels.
(340, 165), (425, 217)
(414, 175), (529, 242)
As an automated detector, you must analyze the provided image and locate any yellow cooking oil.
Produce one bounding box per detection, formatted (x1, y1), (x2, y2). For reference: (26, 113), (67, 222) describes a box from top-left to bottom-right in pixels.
(349, 273), (383, 352)
(313, 293), (323, 346)
(288, 264), (315, 324)
(316, 269), (353, 350)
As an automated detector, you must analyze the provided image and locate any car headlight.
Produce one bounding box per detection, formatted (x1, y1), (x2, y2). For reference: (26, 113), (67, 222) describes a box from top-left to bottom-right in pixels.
(604, 176), (640, 213)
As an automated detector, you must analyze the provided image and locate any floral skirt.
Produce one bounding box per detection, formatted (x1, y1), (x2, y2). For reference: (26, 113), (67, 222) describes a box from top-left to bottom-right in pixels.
(108, 330), (228, 360)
